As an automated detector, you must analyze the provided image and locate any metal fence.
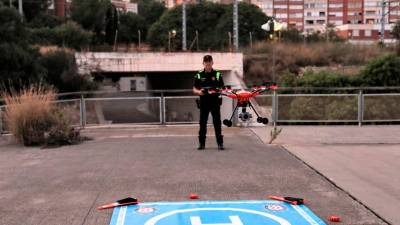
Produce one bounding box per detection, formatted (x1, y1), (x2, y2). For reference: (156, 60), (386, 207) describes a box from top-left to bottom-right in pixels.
(1, 88), (400, 133)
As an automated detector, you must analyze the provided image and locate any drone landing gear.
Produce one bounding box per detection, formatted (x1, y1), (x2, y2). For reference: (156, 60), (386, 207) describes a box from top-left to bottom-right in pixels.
(223, 119), (233, 127)
(223, 102), (269, 127)
(257, 117), (269, 124)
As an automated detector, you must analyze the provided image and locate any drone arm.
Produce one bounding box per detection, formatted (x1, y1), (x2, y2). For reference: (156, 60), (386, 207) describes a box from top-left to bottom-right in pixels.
(229, 104), (240, 121)
(248, 102), (261, 118)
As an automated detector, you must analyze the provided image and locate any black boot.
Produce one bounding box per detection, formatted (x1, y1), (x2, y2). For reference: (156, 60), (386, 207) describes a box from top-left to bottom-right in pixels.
(198, 136), (205, 150)
(216, 135), (224, 150)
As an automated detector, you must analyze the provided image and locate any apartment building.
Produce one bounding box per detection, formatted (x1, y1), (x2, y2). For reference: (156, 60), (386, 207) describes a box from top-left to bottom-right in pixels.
(49, 0), (138, 17)
(254, 0), (399, 41)
(165, 0), (252, 8)
(304, 0), (327, 32)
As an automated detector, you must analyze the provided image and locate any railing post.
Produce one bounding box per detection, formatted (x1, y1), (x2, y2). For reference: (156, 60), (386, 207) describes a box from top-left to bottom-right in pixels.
(272, 89), (277, 128)
(161, 92), (165, 125)
(0, 107), (3, 134)
(358, 89), (363, 126)
(80, 95), (86, 128)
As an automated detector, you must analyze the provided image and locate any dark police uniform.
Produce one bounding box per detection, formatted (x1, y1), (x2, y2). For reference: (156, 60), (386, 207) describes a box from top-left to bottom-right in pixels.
(193, 69), (224, 149)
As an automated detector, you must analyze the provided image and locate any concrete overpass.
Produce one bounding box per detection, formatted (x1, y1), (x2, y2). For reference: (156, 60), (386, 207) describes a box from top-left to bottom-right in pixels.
(75, 52), (247, 124)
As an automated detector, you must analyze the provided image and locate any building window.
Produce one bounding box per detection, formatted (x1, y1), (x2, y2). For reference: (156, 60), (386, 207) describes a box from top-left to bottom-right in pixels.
(274, 5), (288, 9)
(264, 3), (273, 9)
(306, 20), (314, 24)
(348, 12), (362, 16)
(315, 3), (326, 8)
(289, 5), (303, 9)
(319, 11), (325, 16)
(329, 3), (343, 8)
(333, 20), (343, 25)
(289, 13), (303, 18)
(275, 13), (287, 18)
(348, 3), (362, 8)
(353, 30), (359, 36)
(365, 30), (372, 36)
(316, 20), (325, 24)
(365, 11), (376, 16)
(329, 12), (343, 17)
(306, 12), (312, 16)
(364, 2), (377, 7)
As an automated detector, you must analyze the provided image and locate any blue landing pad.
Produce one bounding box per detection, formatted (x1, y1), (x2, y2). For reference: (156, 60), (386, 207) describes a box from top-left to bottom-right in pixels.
(109, 200), (326, 225)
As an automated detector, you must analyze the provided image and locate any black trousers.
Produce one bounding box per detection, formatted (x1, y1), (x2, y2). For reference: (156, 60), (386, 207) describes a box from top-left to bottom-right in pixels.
(198, 99), (223, 145)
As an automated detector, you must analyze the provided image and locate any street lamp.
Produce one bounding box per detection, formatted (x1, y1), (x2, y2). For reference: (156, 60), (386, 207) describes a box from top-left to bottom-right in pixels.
(168, 29), (176, 52)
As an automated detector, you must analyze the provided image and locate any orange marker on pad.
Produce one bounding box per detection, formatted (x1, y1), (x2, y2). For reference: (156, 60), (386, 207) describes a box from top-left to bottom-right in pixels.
(268, 196), (305, 205)
(98, 197), (138, 210)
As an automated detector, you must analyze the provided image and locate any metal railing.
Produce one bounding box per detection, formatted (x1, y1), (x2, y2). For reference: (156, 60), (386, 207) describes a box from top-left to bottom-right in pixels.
(1, 88), (400, 133)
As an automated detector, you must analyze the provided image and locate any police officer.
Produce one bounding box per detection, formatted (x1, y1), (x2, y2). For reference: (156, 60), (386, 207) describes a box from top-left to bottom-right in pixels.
(193, 55), (224, 150)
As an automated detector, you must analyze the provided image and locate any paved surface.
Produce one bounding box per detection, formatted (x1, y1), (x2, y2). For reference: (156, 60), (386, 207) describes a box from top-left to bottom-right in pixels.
(252, 125), (400, 225)
(0, 126), (385, 225)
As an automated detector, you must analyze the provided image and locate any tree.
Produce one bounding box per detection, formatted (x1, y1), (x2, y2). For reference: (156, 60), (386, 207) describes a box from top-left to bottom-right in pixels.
(1, 0), (52, 22)
(321, 23), (343, 42)
(392, 20), (400, 55)
(138, 0), (166, 41)
(0, 43), (46, 89)
(118, 12), (146, 44)
(30, 22), (93, 50)
(280, 29), (303, 43)
(28, 13), (64, 29)
(215, 3), (269, 49)
(39, 50), (96, 92)
(0, 6), (28, 45)
(105, 4), (119, 45)
(147, 2), (269, 50)
(392, 20), (400, 41)
(0, 6), (46, 89)
(54, 21), (93, 50)
(70, 0), (114, 44)
(21, 0), (51, 22)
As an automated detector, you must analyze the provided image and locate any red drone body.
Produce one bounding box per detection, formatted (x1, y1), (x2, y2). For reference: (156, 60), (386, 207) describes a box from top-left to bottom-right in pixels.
(207, 82), (278, 127)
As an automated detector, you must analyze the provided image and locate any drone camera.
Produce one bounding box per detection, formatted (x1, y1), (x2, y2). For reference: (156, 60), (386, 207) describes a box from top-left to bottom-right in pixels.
(239, 112), (252, 122)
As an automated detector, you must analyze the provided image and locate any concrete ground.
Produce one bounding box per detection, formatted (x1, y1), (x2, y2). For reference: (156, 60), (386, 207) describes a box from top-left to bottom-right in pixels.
(252, 125), (400, 225)
(0, 126), (388, 225)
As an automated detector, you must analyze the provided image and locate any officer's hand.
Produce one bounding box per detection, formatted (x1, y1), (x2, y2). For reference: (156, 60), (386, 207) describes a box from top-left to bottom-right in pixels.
(198, 90), (204, 96)
(201, 88), (208, 95)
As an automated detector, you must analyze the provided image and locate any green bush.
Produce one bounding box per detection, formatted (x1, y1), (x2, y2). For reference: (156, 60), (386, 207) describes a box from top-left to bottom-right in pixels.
(359, 54), (400, 86)
(3, 85), (84, 146)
